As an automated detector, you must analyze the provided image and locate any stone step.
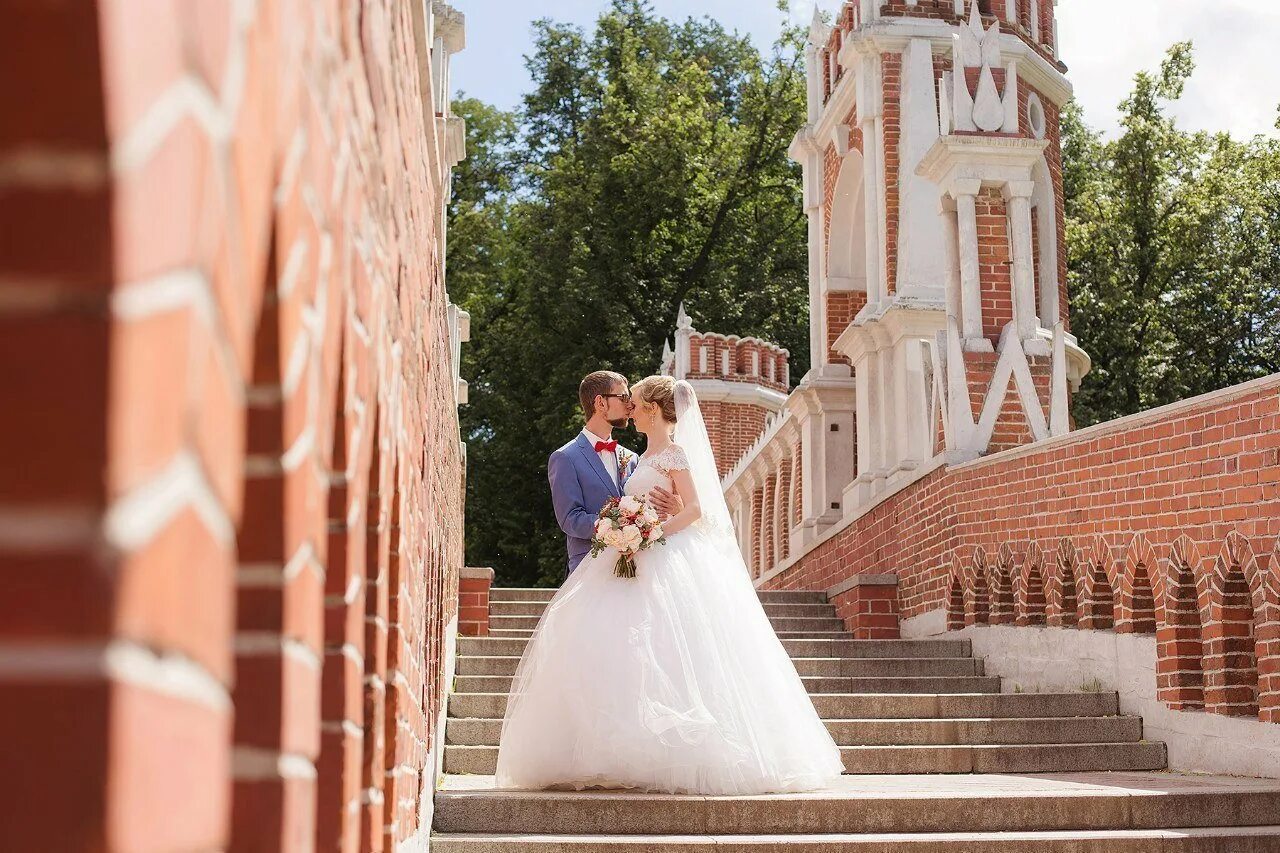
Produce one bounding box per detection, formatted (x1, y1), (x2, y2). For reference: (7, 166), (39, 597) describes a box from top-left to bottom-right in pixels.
(488, 588), (828, 605)
(792, 658), (983, 678)
(486, 628), (854, 641)
(431, 825), (1280, 852)
(456, 636), (971, 660)
(488, 600), (836, 619)
(442, 741), (1166, 776)
(444, 715), (1143, 747)
(447, 691), (1120, 721)
(456, 655), (981, 678)
(434, 772), (1280, 835)
(453, 675), (1003, 695)
(486, 614), (848, 633)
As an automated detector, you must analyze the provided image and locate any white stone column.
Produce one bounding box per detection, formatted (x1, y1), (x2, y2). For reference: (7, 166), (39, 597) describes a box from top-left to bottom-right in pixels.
(940, 198), (962, 324)
(952, 179), (984, 345)
(853, 353), (873, 486)
(767, 445), (786, 570)
(1004, 180), (1039, 340)
(858, 54), (886, 309)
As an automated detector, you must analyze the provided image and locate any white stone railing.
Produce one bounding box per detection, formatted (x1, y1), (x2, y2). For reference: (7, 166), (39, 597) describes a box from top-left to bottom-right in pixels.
(722, 371), (857, 581)
(723, 410), (801, 581)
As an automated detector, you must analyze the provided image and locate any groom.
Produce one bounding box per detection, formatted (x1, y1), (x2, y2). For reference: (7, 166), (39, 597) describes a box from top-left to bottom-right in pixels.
(548, 370), (679, 577)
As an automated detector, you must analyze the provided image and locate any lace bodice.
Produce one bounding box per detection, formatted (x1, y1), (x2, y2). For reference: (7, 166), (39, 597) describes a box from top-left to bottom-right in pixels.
(623, 444), (689, 497)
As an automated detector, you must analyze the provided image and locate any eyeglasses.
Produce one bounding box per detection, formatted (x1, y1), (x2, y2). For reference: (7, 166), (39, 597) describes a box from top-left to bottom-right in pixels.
(601, 393), (632, 402)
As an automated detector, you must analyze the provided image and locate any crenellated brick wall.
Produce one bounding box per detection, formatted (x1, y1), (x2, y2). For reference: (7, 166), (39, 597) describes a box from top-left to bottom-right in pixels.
(765, 375), (1280, 724)
(1, 2), (467, 852)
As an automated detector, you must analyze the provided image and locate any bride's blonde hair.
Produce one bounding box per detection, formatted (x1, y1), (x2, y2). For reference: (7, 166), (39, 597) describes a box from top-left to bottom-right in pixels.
(631, 375), (678, 423)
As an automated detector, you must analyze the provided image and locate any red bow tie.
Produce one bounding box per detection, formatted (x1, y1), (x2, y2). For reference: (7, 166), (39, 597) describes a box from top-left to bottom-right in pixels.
(594, 439), (618, 453)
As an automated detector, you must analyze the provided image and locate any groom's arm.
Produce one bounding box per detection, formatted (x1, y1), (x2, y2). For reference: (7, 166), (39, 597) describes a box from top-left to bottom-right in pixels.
(548, 451), (599, 541)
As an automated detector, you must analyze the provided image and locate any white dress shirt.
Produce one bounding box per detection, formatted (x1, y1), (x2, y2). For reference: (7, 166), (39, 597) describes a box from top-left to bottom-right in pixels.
(582, 428), (619, 488)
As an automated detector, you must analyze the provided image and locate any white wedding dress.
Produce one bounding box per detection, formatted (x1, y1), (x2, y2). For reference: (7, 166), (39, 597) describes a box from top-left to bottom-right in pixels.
(494, 382), (844, 794)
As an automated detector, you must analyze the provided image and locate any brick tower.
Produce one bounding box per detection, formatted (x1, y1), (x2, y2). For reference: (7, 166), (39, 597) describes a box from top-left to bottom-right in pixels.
(791, 0), (1091, 509)
(658, 304), (790, 476)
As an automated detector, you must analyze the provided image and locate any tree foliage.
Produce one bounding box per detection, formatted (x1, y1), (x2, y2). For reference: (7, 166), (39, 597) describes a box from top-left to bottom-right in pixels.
(1065, 43), (1280, 426)
(448, 1), (810, 585)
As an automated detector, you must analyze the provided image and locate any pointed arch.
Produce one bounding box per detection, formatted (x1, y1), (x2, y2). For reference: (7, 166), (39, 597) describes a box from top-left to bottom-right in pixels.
(947, 557), (966, 632)
(1157, 536), (1205, 711)
(826, 148), (868, 292)
(1262, 537), (1280, 723)
(1049, 538), (1079, 628)
(1203, 533), (1263, 718)
(1118, 534), (1158, 634)
(1079, 534), (1116, 630)
(966, 545), (991, 626)
(1015, 541), (1047, 626)
(987, 542), (1016, 625)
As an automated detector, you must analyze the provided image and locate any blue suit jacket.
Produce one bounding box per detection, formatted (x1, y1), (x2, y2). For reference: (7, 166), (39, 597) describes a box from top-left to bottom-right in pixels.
(548, 432), (638, 576)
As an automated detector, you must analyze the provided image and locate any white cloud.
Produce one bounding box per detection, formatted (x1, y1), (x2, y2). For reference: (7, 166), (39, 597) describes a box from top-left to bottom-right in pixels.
(1059, 0), (1280, 138)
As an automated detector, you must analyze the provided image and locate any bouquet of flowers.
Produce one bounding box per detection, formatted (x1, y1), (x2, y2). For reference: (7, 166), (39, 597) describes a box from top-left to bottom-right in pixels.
(590, 494), (666, 578)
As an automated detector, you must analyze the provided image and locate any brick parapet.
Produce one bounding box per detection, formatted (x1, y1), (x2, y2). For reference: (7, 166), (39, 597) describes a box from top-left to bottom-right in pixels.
(763, 374), (1280, 723)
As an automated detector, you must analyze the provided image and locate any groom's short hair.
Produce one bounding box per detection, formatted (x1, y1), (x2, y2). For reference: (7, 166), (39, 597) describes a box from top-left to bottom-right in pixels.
(579, 370), (627, 416)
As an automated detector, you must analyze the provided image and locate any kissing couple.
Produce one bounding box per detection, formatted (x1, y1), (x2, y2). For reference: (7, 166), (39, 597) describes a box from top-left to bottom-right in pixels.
(491, 369), (843, 795)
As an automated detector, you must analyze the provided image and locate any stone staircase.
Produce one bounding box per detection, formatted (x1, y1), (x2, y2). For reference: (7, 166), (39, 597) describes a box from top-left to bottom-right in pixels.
(433, 587), (1280, 850)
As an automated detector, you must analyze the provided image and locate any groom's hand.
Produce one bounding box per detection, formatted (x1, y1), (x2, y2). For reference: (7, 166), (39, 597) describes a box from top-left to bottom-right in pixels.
(649, 486), (683, 520)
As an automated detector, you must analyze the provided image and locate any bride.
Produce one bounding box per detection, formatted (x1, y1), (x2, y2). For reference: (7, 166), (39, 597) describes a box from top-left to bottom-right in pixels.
(494, 375), (844, 794)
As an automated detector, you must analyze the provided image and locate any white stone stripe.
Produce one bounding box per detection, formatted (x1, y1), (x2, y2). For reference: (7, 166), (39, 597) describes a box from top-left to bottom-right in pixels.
(277, 239), (309, 299)
(111, 76), (229, 174)
(237, 542), (319, 587)
(275, 127), (307, 208)
(111, 268), (213, 323)
(103, 450), (234, 549)
(0, 640), (229, 708)
(0, 506), (100, 551)
(234, 633), (322, 669)
(232, 747), (316, 781)
(320, 720), (364, 737)
(0, 148), (107, 189)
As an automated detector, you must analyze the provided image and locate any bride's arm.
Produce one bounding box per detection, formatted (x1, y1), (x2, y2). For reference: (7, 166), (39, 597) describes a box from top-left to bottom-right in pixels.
(658, 466), (701, 536)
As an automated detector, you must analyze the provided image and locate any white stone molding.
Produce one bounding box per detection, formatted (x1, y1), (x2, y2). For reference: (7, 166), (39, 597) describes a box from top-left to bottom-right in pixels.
(1003, 179), (1039, 342)
(897, 39), (946, 301)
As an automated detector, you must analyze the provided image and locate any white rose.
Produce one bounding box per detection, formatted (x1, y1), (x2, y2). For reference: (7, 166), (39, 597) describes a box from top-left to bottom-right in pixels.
(594, 518), (612, 539)
(644, 524), (663, 542)
(641, 504), (660, 524)
(618, 524), (643, 552)
(619, 495), (644, 516)
(603, 527), (625, 549)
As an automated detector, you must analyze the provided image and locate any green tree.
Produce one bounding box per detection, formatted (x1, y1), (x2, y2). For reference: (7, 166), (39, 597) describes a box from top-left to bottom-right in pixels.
(1065, 43), (1280, 426)
(449, 1), (810, 585)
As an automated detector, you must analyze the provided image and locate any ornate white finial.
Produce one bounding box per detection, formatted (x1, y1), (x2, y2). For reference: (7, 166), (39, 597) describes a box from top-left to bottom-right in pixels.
(951, 0), (1020, 134)
(661, 338), (673, 370)
(676, 302), (692, 330)
(808, 5), (830, 46)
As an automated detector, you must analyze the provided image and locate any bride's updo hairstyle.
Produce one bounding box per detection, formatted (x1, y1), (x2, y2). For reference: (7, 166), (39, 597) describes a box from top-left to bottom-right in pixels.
(631, 375), (678, 423)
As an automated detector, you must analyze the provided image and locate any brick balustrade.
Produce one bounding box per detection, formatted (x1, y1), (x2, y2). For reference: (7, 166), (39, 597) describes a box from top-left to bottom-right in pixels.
(458, 567), (495, 636)
(765, 374), (1280, 723)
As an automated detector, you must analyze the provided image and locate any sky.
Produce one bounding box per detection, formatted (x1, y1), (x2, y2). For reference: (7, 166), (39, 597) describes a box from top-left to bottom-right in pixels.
(450, 0), (1280, 139)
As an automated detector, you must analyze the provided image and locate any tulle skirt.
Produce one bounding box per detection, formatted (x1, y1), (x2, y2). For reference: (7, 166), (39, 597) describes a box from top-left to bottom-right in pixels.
(493, 527), (845, 794)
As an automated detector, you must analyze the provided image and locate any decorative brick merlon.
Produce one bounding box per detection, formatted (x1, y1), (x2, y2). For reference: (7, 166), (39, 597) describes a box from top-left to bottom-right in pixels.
(828, 573), (901, 639)
(458, 566), (494, 636)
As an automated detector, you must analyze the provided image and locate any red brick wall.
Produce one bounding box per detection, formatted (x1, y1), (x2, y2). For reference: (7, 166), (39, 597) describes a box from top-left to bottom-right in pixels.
(1, 3), (465, 851)
(881, 52), (902, 295)
(826, 290), (866, 365)
(823, 142), (841, 260)
(974, 187), (1014, 341)
(701, 400), (772, 476)
(766, 376), (1280, 722)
